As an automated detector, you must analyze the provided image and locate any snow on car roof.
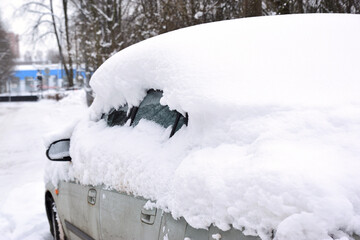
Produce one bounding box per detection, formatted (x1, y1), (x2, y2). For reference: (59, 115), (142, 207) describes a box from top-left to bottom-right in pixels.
(90, 13), (360, 117)
(47, 14), (360, 240)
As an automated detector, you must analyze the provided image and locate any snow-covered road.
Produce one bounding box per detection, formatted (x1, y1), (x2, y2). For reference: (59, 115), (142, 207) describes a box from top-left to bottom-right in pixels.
(0, 92), (87, 240)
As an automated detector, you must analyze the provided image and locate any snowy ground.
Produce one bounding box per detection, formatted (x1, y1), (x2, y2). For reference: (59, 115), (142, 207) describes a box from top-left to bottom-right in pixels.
(0, 91), (87, 240)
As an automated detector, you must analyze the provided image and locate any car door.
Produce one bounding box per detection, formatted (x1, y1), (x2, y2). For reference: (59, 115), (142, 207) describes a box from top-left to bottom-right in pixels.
(99, 189), (163, 239)
(56, 181), (101, 240)
(53, 104), (133, 240)
(98, 90), (188, 239)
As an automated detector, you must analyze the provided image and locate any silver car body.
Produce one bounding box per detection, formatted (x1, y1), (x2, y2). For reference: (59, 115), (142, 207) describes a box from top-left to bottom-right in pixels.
(45, 181), (261, 240)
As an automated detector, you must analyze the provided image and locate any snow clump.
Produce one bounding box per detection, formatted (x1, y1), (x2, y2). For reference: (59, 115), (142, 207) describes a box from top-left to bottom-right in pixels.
(46, 14), (360, 240)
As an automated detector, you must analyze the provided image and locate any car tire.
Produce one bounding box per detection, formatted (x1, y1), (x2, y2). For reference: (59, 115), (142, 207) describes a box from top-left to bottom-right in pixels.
(51, 201), (60, 240)
(48, 198), (65, 240)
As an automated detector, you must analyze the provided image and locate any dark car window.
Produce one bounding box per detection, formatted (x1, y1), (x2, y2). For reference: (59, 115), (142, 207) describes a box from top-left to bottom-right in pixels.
(132, 90), (178, 129)
(104, 104), (129, 127)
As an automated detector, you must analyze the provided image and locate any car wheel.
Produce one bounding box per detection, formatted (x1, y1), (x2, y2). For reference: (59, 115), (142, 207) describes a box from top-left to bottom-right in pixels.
(48, 198), (65, 240)
(51, 201), (60, 240)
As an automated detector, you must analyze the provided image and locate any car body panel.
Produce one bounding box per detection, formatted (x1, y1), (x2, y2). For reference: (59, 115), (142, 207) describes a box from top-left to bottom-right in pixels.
(208, 226), (261, 240)
(48, 181), (101, 240)
(46, 181), (360, 240)
(64, 182), (100, 240)
(99, 189), (163, 239)
(159, 214), (187, 239)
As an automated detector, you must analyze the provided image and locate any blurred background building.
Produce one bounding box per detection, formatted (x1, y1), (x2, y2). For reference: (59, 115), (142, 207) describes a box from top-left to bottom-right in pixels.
(6, 32), (19, 58)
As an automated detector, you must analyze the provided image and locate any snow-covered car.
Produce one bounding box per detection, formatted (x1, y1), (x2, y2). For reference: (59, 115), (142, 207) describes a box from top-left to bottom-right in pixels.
(44, 14), (360, 240)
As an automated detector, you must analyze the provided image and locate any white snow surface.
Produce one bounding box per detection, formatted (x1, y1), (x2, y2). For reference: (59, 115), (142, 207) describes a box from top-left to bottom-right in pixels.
(0, 91), (87, 240)
(48, 15), (360, 239)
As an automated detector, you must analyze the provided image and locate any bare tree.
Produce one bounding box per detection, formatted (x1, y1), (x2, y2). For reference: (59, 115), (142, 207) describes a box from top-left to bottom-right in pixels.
(71, 0), (135, 70)
(55, 0), (360, 84)
(244, 0), (263, 17)
(20, 0), (75, 87)
(61, 0), (74, 85)
(0, 18), (15, 93)
(264, 0), (360, 14)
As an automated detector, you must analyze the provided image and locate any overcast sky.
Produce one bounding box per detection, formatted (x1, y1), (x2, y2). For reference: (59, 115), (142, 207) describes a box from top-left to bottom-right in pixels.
(0, 0), (57, 59)
(0, 0), (26, 33)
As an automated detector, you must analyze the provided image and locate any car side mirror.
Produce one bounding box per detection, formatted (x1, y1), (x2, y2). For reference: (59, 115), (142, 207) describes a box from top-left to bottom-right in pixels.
(46, 139), (72, 161)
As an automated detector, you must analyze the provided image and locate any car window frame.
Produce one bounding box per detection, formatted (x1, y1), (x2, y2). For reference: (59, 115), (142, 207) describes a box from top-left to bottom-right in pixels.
(169, 112), (188, 137)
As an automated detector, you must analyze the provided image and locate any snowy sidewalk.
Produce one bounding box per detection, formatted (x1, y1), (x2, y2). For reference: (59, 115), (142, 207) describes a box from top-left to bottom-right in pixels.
(0, 92), (87, 240)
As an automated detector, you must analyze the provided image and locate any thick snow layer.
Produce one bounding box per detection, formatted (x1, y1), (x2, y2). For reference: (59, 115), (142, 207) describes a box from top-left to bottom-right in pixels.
(0, 91), (87, 240)
(90, 14), (360, 117)
(49, 15), (360, 239)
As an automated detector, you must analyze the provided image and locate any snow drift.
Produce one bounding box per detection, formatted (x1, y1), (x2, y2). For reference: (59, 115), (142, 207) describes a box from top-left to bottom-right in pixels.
(46, 14), (360, 240)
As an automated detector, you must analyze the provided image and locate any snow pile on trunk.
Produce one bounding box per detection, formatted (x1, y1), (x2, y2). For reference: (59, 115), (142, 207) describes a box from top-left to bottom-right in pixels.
(47, 14), (360, 240)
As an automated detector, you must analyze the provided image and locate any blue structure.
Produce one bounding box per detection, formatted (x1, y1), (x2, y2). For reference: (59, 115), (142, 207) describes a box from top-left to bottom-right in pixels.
(14, 65), (85, 81)
(12, 64), (86, 92)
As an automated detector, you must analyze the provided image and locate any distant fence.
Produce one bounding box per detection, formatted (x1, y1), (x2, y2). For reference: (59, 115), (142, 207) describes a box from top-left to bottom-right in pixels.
(0, 95), (39, 102)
